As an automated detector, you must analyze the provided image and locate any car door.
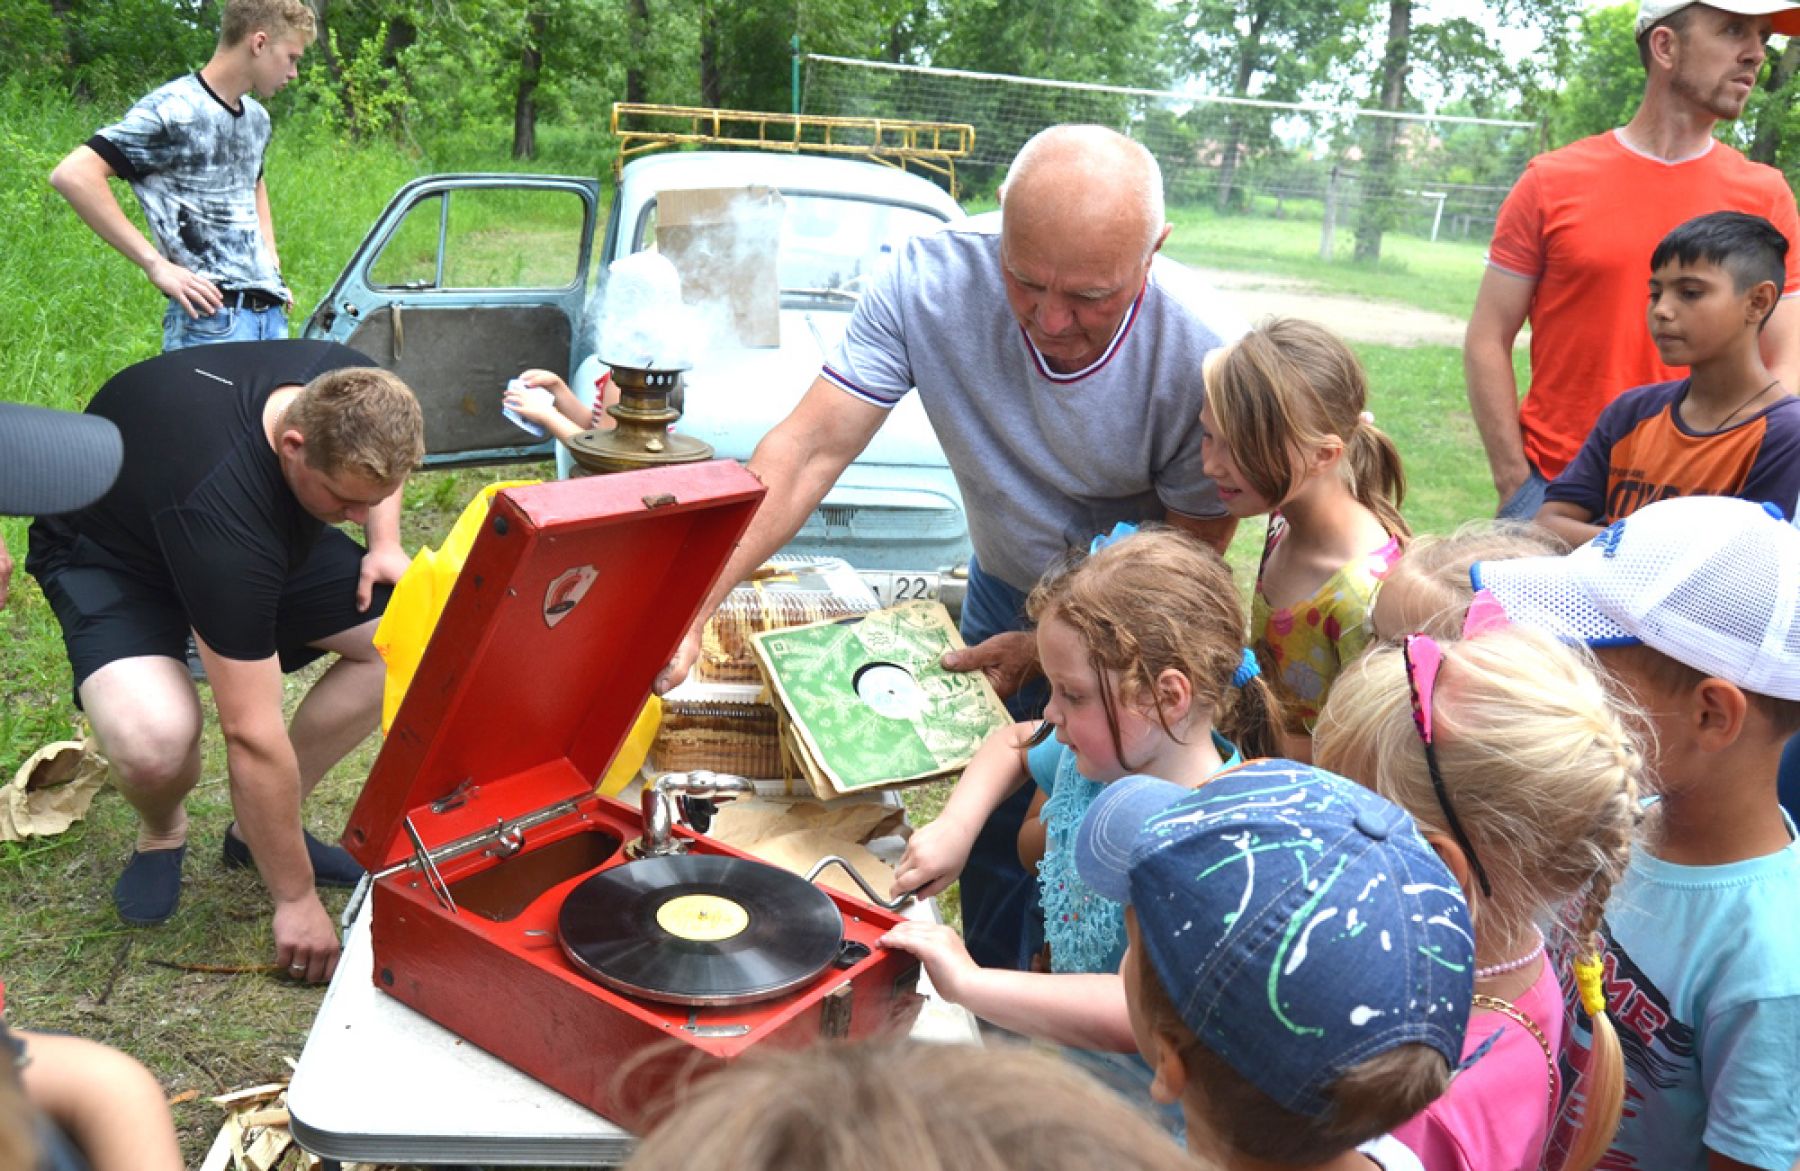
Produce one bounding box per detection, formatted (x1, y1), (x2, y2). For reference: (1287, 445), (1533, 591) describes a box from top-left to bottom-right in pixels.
(302, 174), (601, 468)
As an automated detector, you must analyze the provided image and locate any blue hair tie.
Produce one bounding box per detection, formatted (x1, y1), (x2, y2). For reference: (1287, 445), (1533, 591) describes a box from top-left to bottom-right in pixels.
(1231, 648), (1261, 688)
(1088, 521), (1138, 554)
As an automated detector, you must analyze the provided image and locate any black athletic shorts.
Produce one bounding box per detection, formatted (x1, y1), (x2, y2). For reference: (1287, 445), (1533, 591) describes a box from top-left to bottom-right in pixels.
(33, 528), (393, 704)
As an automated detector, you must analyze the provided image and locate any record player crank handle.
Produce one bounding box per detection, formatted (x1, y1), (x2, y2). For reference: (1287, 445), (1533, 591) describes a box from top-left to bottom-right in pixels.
(806, 855), (918, 911)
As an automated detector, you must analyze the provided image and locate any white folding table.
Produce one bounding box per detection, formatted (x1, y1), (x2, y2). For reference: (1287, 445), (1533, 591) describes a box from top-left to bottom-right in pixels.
(288, 876), (979, 1168)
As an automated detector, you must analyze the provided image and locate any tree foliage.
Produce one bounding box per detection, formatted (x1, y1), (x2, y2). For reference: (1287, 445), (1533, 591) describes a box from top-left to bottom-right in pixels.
(1, 0), (214, 104)
(1545, 3), (1641, 146)
(1337, 0), (1575, 262)
(14, 0), (1800, 216)
(1181, 0), (1371, 210)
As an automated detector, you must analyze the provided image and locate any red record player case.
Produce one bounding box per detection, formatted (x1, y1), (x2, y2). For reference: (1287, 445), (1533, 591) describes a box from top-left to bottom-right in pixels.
(342, 462), (922, 1131)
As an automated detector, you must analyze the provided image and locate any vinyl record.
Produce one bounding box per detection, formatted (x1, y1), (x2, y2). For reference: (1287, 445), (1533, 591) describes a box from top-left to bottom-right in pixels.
(559, 854), (844, 1006)
(853, 661), (927, 720)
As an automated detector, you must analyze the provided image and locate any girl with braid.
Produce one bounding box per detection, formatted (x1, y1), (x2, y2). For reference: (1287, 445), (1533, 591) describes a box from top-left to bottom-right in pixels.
(1316, 625), (1641, 1171)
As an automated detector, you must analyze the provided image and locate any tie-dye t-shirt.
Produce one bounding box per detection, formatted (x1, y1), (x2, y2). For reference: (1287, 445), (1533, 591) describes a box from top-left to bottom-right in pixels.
(87, 73), (287, 300)
(1251, 516), (1403, 733)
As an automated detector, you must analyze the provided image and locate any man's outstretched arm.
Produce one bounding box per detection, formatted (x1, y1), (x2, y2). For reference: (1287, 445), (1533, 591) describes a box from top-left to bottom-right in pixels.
(356, 490), (410, 611)
(255, 176), (282, 283)
(658, 376), (887, 691)
(196, 638), (340, 983)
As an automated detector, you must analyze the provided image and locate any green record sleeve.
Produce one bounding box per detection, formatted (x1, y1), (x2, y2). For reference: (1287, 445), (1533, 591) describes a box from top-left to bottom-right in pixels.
(750, 602), (1012, 792)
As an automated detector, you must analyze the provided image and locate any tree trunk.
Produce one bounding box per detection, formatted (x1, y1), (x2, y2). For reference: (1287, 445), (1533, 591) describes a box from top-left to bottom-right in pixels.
(626, 0), (648, 104)
(300, 0), (359, 128)
(48, 0), (81, 95)
(1353, 0), (1411, 265)
(512, 7), (546, 160)
(699, 1), (721, 107)
(307, 0), (338, 82)
(1215, 5), (1270, 214)
(1750, 39), (1800, 164)
(379, 14), (416, 66)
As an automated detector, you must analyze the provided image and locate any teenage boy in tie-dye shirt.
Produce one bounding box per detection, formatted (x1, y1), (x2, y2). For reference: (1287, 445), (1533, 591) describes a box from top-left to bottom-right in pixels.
(50, 0), (316, 351)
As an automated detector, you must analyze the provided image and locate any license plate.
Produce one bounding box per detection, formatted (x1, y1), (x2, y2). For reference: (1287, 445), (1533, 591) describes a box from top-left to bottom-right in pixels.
(864, 571), (939, 606)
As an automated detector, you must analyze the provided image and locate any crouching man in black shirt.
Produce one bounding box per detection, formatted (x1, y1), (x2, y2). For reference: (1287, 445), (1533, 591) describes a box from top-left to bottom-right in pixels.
(26, 340), (424, 983)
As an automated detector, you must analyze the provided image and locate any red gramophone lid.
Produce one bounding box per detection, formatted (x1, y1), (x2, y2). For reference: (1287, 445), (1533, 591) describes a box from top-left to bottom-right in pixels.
(343, 460), (764, 874)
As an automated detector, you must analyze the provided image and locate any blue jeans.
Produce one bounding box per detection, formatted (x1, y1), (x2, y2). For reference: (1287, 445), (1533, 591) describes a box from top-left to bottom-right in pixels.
(162, 300), (289, 351)
(1496, 464), (1551, 522)
(955, 555), (1047, 972)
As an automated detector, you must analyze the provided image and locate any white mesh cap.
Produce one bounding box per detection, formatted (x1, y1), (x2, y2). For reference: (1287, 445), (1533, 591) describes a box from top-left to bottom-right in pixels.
(1637, 1), (1800, 36)
(1472, 496), (1800, 701)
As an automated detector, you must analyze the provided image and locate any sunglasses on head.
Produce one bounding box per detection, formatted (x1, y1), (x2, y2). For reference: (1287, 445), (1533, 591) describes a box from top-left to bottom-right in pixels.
(1401, 633), (1494, 900)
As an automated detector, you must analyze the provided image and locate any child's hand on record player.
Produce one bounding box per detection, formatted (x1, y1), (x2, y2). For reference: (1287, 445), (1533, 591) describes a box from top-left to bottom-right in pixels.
(880, 921), (979, 1003)
(891, 814), (980, 900)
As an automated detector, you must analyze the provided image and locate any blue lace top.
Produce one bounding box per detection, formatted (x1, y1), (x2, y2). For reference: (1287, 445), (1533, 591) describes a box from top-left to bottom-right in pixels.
(1027, 732), (1242, 974)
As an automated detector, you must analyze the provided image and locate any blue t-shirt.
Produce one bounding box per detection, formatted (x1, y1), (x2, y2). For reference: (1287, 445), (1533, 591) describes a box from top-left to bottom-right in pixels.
(1545, 379), (1800, 523)
(1547, 816), (1800, 1170)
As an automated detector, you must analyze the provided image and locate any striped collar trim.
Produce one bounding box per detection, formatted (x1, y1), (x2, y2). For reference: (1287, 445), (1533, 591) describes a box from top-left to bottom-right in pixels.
(1022, 280), (1147, 384)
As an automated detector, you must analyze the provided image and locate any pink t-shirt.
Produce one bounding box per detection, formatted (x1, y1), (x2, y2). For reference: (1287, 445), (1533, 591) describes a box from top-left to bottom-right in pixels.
(1387, 958), (1565, 1171)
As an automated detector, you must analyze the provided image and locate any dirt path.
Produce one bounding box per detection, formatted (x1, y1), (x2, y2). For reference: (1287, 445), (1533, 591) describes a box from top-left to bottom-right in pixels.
(1193, 267), (1484, 348)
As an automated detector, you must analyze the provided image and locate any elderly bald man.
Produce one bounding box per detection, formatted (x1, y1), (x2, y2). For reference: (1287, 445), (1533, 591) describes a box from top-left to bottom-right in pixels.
(662, 124), (1245, 973)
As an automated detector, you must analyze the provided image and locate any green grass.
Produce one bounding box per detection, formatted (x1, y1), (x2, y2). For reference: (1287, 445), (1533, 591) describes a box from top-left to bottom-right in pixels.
(1161, 205), (1493, 321)
(0, 84), (1504, 1167)
(0, 464), (533, 1161)
(966, 190), (1495, 320)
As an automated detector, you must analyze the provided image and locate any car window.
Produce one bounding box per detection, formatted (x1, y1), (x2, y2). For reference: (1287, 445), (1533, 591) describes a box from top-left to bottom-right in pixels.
(370, 187), (588, 291)
(633, 193), (945, 302)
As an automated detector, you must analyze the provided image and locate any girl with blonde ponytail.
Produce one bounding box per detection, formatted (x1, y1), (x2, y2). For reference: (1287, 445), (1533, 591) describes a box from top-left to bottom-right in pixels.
(1315, 625), (1640, 1171)
(1201, 317), (1408, 760)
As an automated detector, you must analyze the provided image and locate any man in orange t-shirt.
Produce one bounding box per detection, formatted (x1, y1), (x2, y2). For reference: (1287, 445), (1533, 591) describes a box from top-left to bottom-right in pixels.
(1465, 0), (1800, 519)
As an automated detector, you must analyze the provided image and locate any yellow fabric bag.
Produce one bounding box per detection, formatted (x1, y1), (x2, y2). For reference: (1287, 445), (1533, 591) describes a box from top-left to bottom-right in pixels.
(374, 481), (659, 796)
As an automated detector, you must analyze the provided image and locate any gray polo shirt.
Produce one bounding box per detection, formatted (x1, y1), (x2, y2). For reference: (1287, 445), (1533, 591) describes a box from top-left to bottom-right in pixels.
(824, 215), (1245, 591)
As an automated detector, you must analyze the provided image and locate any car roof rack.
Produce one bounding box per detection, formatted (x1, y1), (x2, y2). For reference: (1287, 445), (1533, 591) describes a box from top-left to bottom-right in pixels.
(611, 103), (975, 199)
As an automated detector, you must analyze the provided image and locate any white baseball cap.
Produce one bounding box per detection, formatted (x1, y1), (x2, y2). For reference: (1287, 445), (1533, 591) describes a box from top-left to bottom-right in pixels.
(1473, 495), (1800, 701)
(1637, 1), (1800, 36)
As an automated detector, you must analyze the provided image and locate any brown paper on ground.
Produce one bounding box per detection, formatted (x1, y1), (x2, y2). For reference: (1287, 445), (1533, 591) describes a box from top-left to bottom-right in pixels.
(711, 796), (902, 846)
(1, 739), (108, 841)
(656, 186), (784, 348)
(741, 832), (896, 903)
(708, 798), (901, 901)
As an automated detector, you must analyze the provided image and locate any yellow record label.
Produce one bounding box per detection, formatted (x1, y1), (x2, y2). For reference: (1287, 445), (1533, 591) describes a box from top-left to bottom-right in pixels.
(656, 893), (749, 942)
